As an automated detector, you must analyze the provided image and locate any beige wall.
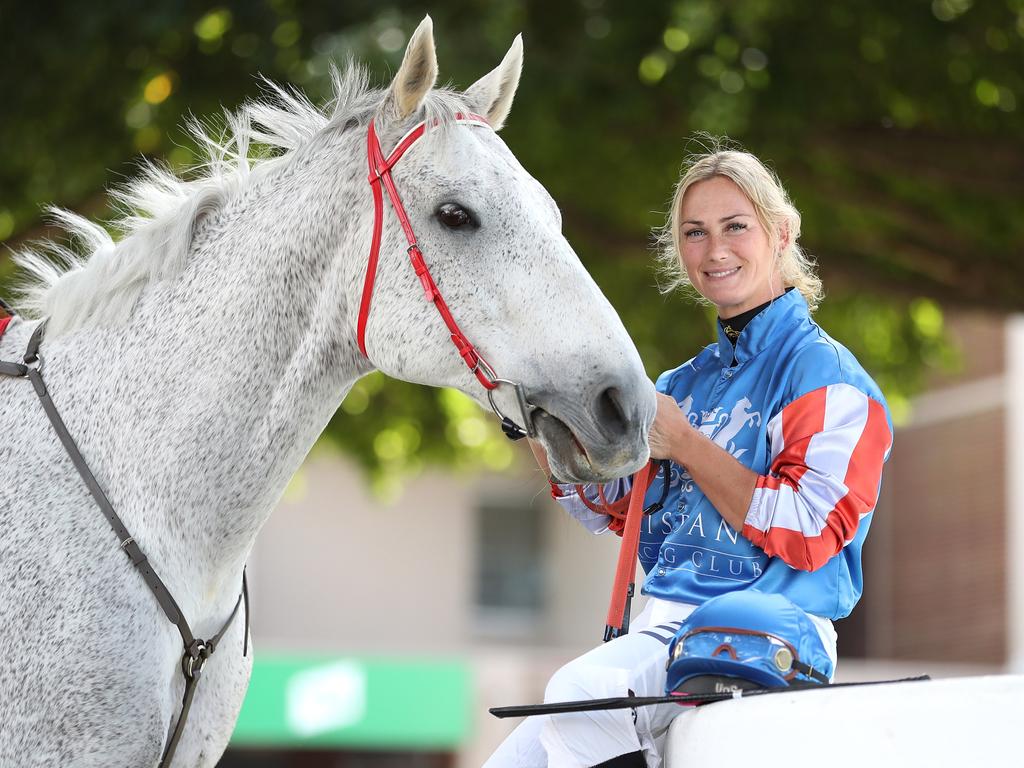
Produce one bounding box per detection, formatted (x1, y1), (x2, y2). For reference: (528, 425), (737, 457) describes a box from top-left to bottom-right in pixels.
(249, 448), (628, 655)
(246, 446), (644, 764)
(249, 448), (476, 653)
(883, 408), (1007, 662)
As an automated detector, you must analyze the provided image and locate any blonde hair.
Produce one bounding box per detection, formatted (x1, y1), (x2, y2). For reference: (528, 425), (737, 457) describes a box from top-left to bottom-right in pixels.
(657, 140), (823, 313)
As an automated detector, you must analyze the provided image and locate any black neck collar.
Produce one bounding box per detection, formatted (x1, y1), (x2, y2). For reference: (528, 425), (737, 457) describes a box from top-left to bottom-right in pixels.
(718, 288), (794, 346)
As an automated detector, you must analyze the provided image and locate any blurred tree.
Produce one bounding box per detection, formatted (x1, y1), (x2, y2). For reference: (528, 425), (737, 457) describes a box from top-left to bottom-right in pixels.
(1, 0), (1019, 491)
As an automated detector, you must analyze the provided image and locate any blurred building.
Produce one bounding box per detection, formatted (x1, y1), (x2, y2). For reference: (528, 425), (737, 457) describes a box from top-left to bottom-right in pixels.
(223, 310), (1024, 767)
(838, 311), (1024, 677)
(224, 442), (628, 767)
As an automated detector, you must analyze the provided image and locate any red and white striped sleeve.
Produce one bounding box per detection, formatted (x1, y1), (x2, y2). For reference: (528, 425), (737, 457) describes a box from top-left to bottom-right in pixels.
(741, 383), (893, 572)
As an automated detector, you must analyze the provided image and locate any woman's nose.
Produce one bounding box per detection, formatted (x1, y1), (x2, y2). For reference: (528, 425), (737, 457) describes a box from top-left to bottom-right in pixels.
(708, 235), (731, 258)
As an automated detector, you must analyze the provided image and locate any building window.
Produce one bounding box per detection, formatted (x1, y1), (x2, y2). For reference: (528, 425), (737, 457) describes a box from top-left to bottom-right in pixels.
(474, 495), (546, 638)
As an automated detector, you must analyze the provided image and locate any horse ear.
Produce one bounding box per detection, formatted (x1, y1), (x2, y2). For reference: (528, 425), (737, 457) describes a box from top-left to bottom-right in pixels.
(384, 16), (438, 120)
(464, 34), (523, 130)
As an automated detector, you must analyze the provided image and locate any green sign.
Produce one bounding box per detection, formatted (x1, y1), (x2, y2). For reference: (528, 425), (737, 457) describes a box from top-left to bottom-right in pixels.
(230, 654), (473, 749)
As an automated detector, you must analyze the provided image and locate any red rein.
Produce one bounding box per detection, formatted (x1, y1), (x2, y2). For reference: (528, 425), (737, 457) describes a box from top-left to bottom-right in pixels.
(573, 461), (659, 639)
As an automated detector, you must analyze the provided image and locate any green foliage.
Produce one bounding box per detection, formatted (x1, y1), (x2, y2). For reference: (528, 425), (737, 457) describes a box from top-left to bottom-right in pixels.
(816, 295), (958, 424)
(330, 374), (516, 497)
(2, 0), (1017, 486)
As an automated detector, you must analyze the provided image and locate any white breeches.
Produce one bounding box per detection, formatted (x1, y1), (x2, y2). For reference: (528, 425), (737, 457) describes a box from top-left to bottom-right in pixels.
(484, 598), (838, 768)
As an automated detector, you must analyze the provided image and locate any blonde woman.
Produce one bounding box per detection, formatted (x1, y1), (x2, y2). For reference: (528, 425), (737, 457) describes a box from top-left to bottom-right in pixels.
(486, 147), (894, 767)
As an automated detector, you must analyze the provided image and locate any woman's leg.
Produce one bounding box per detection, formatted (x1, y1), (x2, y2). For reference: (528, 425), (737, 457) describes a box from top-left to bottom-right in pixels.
(540, 601), (697, 768)
(483, 714), (549, 768)
(483, 599), (697, 768)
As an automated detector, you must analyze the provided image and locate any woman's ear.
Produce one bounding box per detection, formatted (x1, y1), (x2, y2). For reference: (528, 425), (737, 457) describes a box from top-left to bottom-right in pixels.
(776, 221), (791, 254)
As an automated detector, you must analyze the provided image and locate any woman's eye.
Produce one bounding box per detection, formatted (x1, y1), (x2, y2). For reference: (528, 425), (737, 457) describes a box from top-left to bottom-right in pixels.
(684, 228), (704, 238)
(437, 203), (472, 228)
(727, 222), (747, 232)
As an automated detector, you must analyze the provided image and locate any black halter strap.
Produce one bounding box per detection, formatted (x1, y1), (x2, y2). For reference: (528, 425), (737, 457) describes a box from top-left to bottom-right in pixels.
(0, 316), (249, 767)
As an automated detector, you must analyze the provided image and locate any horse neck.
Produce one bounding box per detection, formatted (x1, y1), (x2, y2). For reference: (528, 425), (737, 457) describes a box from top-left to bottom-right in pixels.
(59, 144), (374, 619)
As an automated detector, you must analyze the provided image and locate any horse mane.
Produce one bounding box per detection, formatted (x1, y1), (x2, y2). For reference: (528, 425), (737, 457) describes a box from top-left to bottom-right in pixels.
(11, 63), (471, 338)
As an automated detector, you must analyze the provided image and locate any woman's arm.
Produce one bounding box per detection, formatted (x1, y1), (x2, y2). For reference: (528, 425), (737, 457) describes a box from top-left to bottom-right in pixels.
(651, 386), (892, 572)
(649, 392), (757, 533)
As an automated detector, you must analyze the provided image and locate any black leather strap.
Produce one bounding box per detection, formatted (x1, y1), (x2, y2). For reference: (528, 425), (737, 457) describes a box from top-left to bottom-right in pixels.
(208, 572), (247, 656)
(1, 317), (249, 767)
(24, 358), (194, 639)
(160, 572), (247, 768)
(242, 569), (250, 657)
(160, 673), (202, 767)
(23, 320), (43, 364)
(0, 360), (27, 377)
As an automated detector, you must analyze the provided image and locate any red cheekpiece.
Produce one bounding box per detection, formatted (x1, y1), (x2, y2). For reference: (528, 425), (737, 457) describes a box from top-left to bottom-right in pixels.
(357, 115), (500, 393)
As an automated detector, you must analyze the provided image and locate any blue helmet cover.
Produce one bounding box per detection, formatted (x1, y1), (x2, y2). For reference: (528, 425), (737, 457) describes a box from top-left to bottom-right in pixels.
(665, 591), (834, 694)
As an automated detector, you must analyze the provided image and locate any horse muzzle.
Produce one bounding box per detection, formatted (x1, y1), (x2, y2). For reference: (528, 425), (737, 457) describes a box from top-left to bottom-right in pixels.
(530, 380), (654, 484)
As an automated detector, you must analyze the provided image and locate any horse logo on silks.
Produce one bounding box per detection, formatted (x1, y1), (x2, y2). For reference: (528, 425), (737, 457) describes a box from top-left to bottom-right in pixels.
(681, 395), (762, 459)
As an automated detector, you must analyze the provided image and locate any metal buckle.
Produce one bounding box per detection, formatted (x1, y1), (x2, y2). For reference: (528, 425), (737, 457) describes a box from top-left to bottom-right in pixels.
(484, 371), (538, 439)
(642, 460), (672, 516)
(22, 352), (43, 376)
(182, 640), (210, 680)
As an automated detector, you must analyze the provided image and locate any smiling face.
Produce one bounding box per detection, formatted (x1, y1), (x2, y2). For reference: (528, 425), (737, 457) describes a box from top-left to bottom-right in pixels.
(678, 175), (786, 319)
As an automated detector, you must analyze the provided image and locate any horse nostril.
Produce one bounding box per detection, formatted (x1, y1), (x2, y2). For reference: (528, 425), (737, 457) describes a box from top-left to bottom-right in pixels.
(595, 385), (629, 438)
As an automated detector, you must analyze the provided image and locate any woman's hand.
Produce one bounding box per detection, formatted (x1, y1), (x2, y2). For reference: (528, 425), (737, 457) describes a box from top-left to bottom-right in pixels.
(649, 391), (759, 532)
(648, 392), (696, 462)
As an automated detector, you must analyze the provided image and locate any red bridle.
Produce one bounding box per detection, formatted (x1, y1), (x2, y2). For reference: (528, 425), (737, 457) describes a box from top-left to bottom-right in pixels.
(357, 116), (660, 641)
(357, 114), (537, 439)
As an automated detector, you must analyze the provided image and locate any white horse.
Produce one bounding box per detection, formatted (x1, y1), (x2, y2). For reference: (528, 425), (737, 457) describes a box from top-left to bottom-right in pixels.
(0, 18), (655, 767)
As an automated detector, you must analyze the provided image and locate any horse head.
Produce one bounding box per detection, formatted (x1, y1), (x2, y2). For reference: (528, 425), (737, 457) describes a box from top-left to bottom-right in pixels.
(354, 17), (656, 483)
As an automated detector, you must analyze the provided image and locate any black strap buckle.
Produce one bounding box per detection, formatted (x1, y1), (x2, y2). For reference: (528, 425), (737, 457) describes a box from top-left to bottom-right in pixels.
(23, 320), (45, 366)
(182, 640), (211, 680)
(500, 416), (527, 441)
(642, 460), (672, 515)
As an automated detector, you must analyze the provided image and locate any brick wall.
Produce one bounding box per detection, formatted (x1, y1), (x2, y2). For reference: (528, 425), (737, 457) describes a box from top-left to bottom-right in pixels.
(881, 409), (1007, 663)
(841, 311), (1009, 664)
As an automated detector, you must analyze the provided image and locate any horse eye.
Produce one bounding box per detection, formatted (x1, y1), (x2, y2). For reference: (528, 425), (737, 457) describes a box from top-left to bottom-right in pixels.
(436, 203), (472, 229)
